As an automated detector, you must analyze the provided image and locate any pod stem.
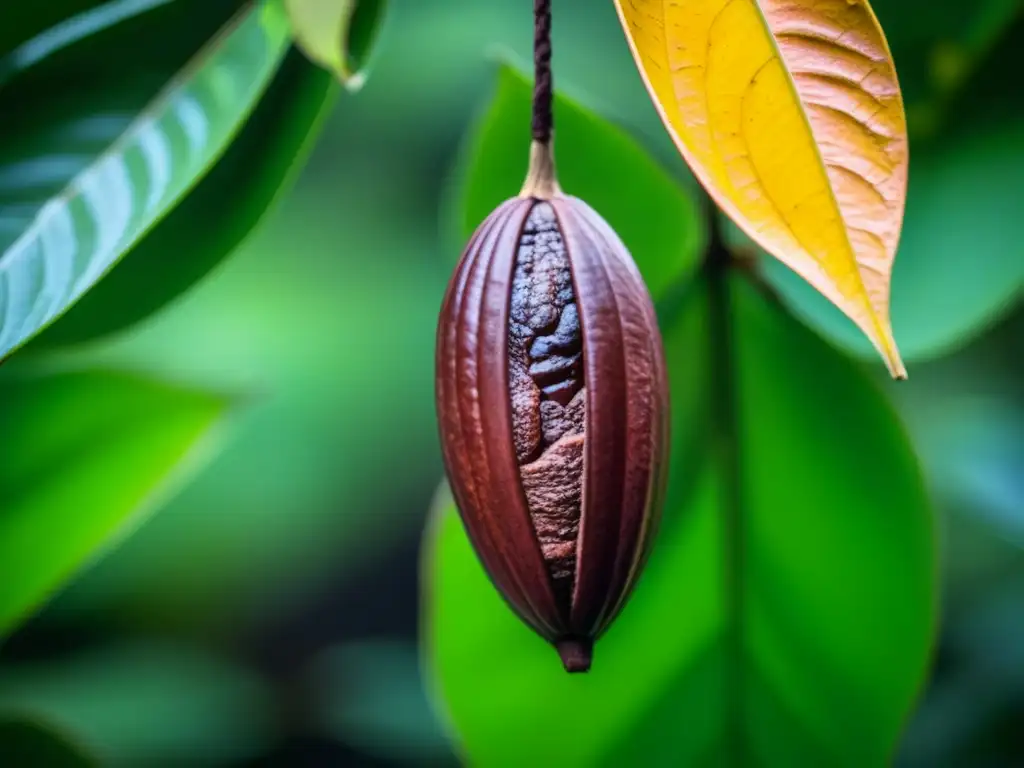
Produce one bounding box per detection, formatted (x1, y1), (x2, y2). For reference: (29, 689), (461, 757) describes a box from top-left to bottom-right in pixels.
(520, 140), (561, 199)
(531, 0), (553, 145)
(521, 0), (562, 199)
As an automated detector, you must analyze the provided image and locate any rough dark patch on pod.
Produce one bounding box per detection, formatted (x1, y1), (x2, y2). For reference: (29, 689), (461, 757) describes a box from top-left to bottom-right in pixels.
(435, 143), (670, 673)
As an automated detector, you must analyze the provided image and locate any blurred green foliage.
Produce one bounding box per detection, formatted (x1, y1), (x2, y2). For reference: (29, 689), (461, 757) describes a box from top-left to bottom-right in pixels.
(0, 720), (95, 767)
(0, 642), (275, 766)
(306, 639), (453, 764)
(0, 369), (231, 636)
(0, 0), (1020, 766)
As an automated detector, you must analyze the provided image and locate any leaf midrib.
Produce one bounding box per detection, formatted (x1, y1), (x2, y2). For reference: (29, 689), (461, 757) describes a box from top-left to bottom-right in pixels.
(706, 223), (746, 767)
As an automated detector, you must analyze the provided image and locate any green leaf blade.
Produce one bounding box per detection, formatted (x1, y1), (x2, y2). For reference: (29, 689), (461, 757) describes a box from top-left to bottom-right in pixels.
(0, 369), (232, 636)
(423, 274), (936, 766)
(29, 52), (337, 349)
(0, 1), (291, 360)
(729, 277), (936, 763)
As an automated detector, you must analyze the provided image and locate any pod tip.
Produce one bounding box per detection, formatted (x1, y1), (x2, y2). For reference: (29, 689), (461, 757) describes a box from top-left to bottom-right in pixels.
(556, 637), (593, 673)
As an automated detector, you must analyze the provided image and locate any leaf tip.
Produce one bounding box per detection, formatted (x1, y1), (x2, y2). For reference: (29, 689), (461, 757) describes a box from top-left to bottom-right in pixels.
(855, 294), (906, 380)
(878, 332), (907, 381)
(341, 68), (366, 92)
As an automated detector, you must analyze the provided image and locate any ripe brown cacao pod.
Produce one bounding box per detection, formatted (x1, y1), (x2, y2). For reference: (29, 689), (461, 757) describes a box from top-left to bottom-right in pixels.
(435, 143), (669, 673)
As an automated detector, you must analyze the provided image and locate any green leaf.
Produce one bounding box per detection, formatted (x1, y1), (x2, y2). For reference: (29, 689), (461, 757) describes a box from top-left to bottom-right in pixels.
(29, 50), (336, 350)
(423, 274), (936, 767)
(284, 0), (386, 90)
(0, 643), (273, 766)
(448, 62), (704, 301)
(0, 369), (231, 635)
(0, 0), (294, 360)
(0, 719), (95, 768)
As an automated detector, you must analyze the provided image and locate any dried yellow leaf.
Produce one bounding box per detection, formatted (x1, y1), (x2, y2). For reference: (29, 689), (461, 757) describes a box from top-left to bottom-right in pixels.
(614, 0), (909, 378)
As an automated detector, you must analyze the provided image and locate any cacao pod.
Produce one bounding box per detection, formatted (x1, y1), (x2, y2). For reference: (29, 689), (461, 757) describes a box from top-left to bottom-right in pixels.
(435, 142), (670, 672)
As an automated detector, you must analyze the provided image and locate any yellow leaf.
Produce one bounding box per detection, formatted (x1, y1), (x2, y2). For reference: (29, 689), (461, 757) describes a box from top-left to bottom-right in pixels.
(614, 0), (909, 378)
(284, 0), (382, 90)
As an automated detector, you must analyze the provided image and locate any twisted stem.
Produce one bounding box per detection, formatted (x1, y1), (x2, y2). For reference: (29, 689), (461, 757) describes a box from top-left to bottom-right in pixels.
(532, 0), (553, 144)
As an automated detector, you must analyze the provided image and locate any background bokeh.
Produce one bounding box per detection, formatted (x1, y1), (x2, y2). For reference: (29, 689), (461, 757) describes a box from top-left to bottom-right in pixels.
(1, 0), (1021, 765)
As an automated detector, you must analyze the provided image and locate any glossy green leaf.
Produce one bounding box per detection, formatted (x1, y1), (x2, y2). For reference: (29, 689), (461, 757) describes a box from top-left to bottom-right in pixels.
(0, 719), (95, 768)
(29, 51), (336, 350)
(284, 0), (386, 89)
(0, 369), (230, 635)
(424, 275), (936, 767)
(0, 642), (273, 766)
(449, 62), (704, 301)
(0, 0), (293, 360)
